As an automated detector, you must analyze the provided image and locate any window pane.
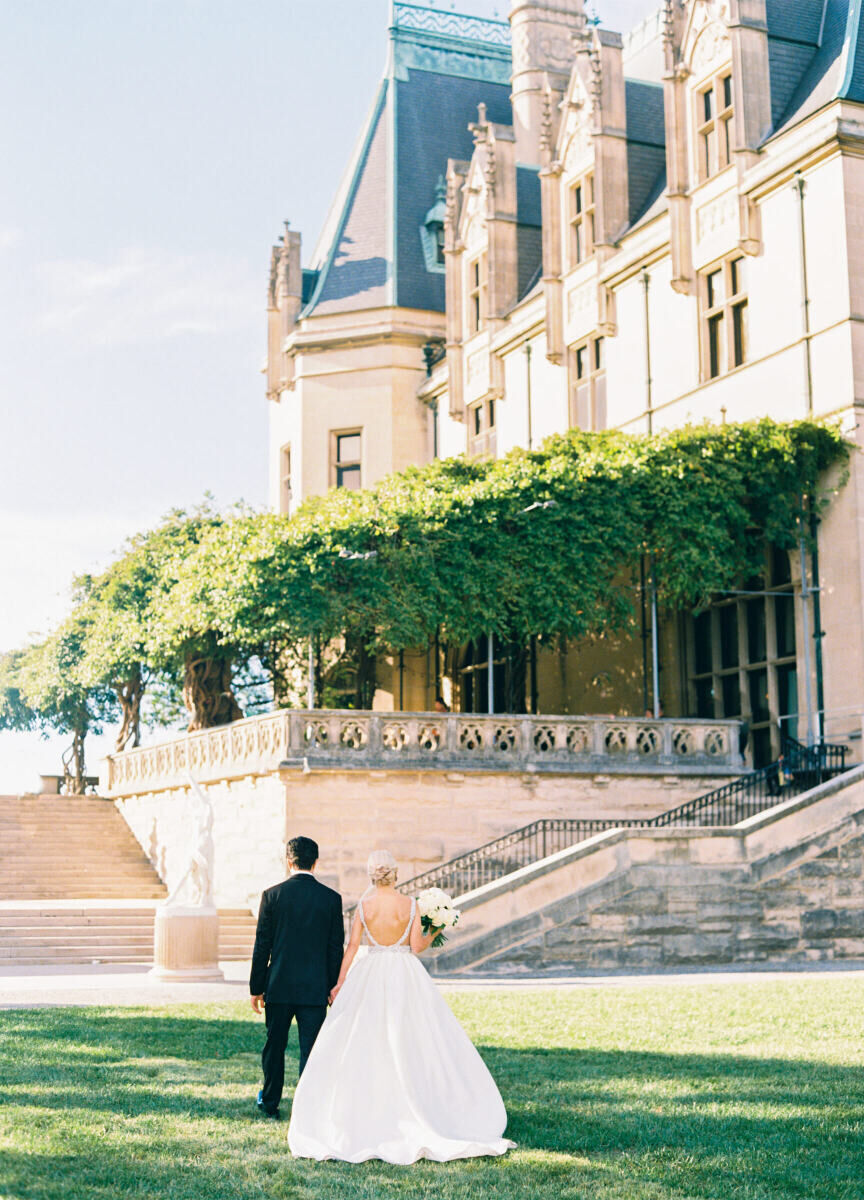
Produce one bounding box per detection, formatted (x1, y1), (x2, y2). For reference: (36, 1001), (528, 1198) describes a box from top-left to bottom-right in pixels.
(719, 605), (739, 669)
(723, 75), (732, 109)
(574, 185), (582, 215)
(574, 223), (583, 262)
(752, 726), (772, 768)
(777, 663), (798, 741)
(703, 88), (714, 121)
(575, 346), (587, 378)
(337, 433), (361, 462)
(336, 464), (361, 490)
(594, 336), (604, 370)
(771, 546), (792, 586)
(695, 677), (715, 719)
(707, 269), (723, 309)
(472, 261), (480, 287)
(708, 313), (725, 378)
(574, 382), (591, 430)
(721, 115), (733, 165)
(749, 667), (770, 724)
(694, 610), (713, 675)
(593, 374), (607, 431)
(747, 599), (767, 663)
(722, 672), (741, 717)
(775, 593), (797, 658)
(733, 300), (748, 367)
(730, 257), (744, 295)
(473, 406), (482, 435)
(487, 398), (496, 428)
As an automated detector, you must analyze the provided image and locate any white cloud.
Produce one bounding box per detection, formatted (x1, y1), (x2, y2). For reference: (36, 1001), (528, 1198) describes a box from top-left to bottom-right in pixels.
(37, 246), (259, 348)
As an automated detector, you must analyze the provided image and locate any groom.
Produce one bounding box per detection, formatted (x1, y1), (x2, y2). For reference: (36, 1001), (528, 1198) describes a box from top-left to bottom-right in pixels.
(250, 835), (344, 1119)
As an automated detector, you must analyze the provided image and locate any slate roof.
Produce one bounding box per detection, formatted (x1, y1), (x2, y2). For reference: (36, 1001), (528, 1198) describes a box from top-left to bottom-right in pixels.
(302, 2), (864, 317)
(302, 10), (512, 318)
(625, 80), (667, 228)
(769, 0), (864, 135)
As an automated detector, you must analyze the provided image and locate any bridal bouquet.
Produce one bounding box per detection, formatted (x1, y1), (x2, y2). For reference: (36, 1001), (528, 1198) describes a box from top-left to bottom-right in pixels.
(416, 887), (460, 948)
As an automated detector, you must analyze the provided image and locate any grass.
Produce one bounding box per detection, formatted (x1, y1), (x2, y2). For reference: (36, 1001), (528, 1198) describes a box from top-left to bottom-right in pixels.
(0, 979), (863, 1199)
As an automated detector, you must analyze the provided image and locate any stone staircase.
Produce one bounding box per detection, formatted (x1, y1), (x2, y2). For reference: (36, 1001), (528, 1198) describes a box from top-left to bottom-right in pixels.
(0, 795), (257, 966)
(427, 765), (864, 976)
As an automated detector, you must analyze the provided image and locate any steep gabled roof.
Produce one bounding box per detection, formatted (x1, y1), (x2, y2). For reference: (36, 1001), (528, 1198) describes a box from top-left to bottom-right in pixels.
(302, 4), (512, 319)
(769, 0), (864, 135)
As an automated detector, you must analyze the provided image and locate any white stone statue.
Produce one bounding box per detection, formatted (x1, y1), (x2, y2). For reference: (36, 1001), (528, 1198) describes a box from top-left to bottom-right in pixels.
(164, 776), (216, 910)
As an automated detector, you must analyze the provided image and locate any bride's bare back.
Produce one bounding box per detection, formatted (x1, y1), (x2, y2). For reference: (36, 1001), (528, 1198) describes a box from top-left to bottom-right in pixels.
(361, 888), (414, 946)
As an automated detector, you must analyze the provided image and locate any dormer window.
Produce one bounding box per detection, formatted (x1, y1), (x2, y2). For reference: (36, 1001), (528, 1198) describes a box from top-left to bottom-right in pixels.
(420, 175), (447, 274)
(696, 71), (734, 181)
(569, 173), (595, 267)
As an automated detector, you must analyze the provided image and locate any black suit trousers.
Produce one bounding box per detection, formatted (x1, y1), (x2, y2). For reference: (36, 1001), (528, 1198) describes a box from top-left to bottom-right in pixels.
(260, 1001), (327, 1111)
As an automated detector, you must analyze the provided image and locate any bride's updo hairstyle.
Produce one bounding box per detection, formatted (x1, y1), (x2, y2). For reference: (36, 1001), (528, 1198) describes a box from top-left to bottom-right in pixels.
(367, 849), (398, 887)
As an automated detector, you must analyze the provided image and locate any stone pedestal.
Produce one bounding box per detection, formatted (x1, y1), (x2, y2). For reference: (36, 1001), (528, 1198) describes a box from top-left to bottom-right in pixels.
(149, 905), (224, 982)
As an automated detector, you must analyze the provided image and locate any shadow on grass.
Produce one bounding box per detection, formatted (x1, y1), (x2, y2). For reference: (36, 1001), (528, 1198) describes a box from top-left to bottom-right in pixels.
(0, 1009), (862, 1200)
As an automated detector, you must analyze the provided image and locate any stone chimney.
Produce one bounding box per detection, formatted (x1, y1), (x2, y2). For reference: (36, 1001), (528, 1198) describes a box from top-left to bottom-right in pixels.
(509, 0), (586, 165)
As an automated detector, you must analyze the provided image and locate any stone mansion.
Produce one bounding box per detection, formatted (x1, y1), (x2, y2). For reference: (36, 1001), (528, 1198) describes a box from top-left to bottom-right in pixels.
(265, 0), (864, 767)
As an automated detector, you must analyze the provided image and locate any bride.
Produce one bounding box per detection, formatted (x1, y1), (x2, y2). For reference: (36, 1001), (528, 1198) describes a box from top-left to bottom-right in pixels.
(287, 849), (516, 1163)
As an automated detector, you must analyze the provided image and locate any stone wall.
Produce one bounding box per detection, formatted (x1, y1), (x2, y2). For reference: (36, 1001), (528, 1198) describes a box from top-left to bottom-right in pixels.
(431, 767), (864, 975)
(112, 763), (732, 910)
(116, 774), (286, 912)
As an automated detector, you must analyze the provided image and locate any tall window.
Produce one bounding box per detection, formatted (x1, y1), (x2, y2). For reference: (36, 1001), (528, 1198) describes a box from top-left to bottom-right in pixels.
(468, 398), (497, 458)
(569, 335), (606, 430)
(467, 254), (487, 335)
(280, 444), (292, 513)
(569, 173), (595, 266)
(690, 547), (797, 767)
(331, 430), (361, 489)
(696, 71), (734, 180)
(701, 255), (748, 380)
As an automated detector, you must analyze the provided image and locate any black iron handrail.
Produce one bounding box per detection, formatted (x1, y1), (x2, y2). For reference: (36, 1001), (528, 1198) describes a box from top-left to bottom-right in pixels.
(394, 739), (849, 902)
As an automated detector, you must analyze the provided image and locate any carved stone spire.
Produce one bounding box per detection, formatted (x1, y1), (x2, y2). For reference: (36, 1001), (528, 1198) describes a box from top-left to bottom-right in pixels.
(509, 0), (587, 165)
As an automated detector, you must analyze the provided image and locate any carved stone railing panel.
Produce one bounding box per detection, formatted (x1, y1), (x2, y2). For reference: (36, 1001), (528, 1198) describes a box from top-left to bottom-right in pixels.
(102, 711), (744, 796)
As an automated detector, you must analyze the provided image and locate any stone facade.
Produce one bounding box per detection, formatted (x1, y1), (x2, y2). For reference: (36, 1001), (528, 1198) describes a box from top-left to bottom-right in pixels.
(266, 0), (864, 765)
(430, 765), (864, 974)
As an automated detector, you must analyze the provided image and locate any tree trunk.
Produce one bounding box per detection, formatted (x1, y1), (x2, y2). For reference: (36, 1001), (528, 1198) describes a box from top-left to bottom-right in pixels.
(184, 650), (243, 730)
(62, 724), (87, 794)
(114, 665), (144, 751)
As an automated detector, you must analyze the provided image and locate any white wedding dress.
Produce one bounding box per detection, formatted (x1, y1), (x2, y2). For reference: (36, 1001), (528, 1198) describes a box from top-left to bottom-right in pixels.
(287, 897), (516, 1163)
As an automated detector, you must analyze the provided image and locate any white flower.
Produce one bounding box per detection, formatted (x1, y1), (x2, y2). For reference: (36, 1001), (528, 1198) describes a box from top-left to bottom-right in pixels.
(417, 887), (452, 918)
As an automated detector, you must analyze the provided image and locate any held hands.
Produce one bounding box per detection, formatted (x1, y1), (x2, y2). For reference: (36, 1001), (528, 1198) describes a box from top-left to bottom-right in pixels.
(250, 994), (265, 1014)
(328, 983), (342, 1005)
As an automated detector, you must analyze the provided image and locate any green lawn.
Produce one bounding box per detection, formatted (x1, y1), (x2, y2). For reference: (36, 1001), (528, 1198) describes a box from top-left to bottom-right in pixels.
(1, 979), (863, 1199)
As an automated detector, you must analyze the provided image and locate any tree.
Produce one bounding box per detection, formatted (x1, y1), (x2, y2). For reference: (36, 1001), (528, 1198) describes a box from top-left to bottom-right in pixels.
(1, 617), (117, 793)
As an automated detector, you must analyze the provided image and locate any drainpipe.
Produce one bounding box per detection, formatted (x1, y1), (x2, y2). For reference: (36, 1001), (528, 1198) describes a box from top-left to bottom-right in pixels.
(794, 173), (814, 415)
(640, 556), (650, 713)
(525, 342), (533, 450)
(798, 516), (816, 748)
(650, 555), (661, 718)
(487, 631), (495, 714)
(642, 270), (653, 434)
(810, 509), (826, 744)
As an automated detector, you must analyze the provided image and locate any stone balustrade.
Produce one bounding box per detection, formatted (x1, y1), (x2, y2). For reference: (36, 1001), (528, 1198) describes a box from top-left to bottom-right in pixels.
(102, 710), (743, 796)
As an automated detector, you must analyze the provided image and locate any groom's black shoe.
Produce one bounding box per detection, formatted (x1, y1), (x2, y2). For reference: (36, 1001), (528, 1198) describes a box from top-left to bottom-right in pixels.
(256, 1090), (281, 1120)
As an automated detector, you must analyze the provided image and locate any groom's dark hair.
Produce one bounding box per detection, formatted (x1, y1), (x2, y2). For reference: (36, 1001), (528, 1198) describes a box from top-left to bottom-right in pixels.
(287, 836), (319, 871)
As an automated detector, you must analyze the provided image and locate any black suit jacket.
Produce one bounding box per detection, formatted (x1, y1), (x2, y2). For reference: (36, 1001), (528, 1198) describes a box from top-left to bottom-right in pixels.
(249, 873), (344, 1005)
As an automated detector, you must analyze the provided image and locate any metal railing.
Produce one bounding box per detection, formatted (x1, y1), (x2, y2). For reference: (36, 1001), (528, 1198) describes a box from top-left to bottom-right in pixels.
(395, 739), (850, 901)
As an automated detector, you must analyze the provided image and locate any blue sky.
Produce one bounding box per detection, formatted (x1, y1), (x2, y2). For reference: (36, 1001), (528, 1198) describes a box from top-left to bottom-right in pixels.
(0, 0), (658, 790)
